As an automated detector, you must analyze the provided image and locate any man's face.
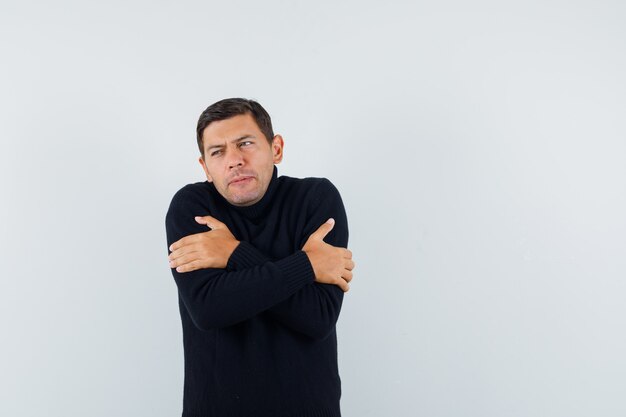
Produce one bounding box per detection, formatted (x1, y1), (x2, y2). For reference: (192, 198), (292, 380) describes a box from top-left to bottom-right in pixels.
(198, 113), (283, 206)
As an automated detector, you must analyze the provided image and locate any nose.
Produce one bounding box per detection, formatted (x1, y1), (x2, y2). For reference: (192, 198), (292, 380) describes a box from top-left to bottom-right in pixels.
(226, 147), (244, 169)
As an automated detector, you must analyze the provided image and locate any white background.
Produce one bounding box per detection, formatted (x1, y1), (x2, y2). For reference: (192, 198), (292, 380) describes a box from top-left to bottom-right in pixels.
(1, 1), (625, 416)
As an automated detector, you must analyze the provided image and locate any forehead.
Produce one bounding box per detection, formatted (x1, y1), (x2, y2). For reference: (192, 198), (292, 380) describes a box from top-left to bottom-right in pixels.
(202, 113), (263, 145)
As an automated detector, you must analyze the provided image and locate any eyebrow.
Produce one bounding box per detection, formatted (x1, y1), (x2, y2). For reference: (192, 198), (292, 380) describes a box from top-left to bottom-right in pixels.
(206, 135), (256, 151)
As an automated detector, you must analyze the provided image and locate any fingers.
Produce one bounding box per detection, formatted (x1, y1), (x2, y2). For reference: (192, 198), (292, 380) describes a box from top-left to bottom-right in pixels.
(169, 224), (222, 252)
(335, 276), (350, 292)
(341, 269), (353, 283)
(194, 215), (213, 226)
(169, 234), (198, 254)
(173, 260), (202, 273)
(169, 250), (199, 269)
(335, 259), (354, 292)
(194, 215), (225, 230)
(345, 259), (355, 271)
(169, 239), (180, 253)
(169, 236), (203, 261)
(310, 218), (335, 241)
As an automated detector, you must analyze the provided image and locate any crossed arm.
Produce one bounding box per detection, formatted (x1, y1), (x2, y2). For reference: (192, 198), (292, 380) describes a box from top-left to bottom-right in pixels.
(165, 183), (355, 339)
(168, 216), (354, 291)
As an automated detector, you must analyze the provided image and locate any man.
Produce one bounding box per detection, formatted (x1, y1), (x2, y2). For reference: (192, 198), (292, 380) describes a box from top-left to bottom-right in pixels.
(165, 98), (354, 417)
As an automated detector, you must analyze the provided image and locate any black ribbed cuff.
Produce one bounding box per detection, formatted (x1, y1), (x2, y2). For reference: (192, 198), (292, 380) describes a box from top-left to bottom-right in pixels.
(274, 250), (316, 292)
(227, 241), (269, 270)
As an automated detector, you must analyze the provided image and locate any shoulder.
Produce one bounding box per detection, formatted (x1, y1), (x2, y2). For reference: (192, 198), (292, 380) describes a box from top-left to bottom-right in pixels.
(278, 175), (340, 199)
(277, 175), (345, 220)
(278, 175), (348, 245)
(167, 181), (213, 215)
(171, 181), (211, 198)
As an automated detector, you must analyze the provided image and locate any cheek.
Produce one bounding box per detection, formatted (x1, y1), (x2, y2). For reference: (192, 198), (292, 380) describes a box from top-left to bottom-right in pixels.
(203, 162), (223, 184)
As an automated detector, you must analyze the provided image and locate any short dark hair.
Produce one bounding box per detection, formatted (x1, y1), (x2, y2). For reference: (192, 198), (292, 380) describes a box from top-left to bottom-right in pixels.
(196, 98), (275, 157)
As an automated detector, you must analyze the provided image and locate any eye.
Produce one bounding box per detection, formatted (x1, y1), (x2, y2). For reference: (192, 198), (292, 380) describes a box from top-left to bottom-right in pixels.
(239, 141), (253, 147)
(210, 149), (223, 157)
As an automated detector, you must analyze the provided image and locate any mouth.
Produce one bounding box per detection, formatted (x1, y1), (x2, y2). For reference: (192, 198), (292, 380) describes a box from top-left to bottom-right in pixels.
(229, 176), (254, 186)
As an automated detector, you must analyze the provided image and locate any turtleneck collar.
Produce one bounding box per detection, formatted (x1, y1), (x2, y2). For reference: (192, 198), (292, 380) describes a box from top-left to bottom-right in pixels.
(212, 165), (279, 220)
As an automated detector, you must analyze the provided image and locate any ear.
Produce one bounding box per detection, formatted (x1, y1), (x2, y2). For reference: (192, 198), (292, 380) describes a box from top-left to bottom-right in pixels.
(198, 156), (213, 182)
(271, 134), (284, 164)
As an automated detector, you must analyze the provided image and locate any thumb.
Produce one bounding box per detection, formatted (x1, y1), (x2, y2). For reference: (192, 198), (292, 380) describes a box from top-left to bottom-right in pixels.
(311, 218), (335, 241)
(194, 215), (224, 230)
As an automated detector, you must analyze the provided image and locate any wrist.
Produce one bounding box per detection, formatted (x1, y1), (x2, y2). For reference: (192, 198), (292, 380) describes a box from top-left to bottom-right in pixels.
(224, 240), (241, 263)
(302, 249), (319, 280)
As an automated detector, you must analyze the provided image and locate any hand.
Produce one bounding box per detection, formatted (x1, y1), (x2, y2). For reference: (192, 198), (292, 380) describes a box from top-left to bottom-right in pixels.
(302, 218), (355, 292)
(168, 216), (240, 273)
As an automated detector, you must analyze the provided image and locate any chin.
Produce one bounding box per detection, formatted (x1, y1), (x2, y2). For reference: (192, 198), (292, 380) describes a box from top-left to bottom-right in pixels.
(229, 193), (261, 206)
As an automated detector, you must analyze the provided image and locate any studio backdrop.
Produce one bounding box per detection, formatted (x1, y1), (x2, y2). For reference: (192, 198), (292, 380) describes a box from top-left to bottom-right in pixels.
(1, 1), (625, 416)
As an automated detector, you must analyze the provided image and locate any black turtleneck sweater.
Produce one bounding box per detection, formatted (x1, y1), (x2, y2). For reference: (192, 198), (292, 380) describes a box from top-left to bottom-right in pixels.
(165, 166), (349, 417)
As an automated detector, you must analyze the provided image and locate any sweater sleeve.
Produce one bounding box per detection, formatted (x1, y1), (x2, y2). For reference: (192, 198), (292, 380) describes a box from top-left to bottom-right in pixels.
(226, 179), (350, 340)
(266, 179), (349, 340)
(165, 186), (315, 331)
